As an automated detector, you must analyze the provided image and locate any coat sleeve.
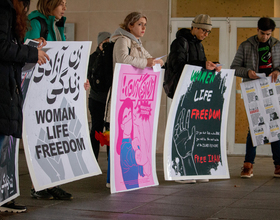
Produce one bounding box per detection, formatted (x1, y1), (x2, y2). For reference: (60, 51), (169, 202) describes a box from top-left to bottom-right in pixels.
(142, 47), (153, 59)
(0, 9), (38, 64)
(168, 38), (188, 76)
(230, 43), (250, 78)
(113, 37), (148, 69)
(272, 42), (280, 73)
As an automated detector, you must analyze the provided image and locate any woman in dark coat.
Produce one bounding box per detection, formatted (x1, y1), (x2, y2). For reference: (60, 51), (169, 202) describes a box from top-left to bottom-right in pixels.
(0, 0), (48, 213)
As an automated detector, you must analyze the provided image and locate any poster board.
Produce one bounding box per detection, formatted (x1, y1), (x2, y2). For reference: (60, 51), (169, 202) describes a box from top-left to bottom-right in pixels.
(110, 64), (163, 193)
(164, 64), (233, 180)
(240, 76), (280, 146)
(22, 41), (101, 191)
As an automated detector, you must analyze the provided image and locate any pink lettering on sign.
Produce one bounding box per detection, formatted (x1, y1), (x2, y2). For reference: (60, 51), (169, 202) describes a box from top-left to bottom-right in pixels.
(121, 73), (156, 101)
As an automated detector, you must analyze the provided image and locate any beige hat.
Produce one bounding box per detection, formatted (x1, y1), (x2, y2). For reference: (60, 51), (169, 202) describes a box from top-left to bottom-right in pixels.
(191, 14), (212, 31)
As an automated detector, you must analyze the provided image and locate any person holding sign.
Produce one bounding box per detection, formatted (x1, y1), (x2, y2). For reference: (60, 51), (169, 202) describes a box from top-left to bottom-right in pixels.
(163, 14), (221, 99)
(0, 0), (49, 213)
(105, 11), (164, 122)
(105, 11), (164, 189)
(87, 32), (111, 161)
(164, 14), (221, 184)
(111, 11), (164, 70)
(231, 17), (280, 178)
(24, 0), (74, 200)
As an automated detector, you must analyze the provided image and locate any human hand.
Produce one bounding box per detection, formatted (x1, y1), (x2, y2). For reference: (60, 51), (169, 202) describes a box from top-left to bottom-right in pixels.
(37, 48), (49, 65)
(155, 58), (164, 67)
(146, 58), (156, 67)
(215, 65), (222, 72)
(248, 70), (259, 80)
(174, 126), (196, 158)
(269, 70), (280, 83)
(33, 37), (47, 49)
(205, 61), (216, 70)
(84, 79), (90, 90)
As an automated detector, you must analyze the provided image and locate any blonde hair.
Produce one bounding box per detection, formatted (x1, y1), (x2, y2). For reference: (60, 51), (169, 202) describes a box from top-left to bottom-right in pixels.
(37, 0), (62, 17)
(120, 12), (147, 32)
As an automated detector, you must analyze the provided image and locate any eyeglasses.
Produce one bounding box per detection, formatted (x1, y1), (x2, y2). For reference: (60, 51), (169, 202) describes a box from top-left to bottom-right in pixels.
(199, 28), (211, 34)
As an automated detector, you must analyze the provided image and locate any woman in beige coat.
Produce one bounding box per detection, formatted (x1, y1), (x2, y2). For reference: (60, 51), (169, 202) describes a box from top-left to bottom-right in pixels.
(104, 12), (163, 188)
(111, 12), (163, 69)
(105, 11), (164, 122)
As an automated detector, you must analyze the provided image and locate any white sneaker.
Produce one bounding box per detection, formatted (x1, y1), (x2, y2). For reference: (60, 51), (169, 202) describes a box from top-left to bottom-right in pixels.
(106, 183), (110, 188)
(175, 179), (196, 184)
(196, 179), (209, 183)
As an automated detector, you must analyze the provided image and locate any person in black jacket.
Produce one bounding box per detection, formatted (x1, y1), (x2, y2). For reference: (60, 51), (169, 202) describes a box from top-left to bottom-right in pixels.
(164, 14), (221, 184)
(0, 0), (49, 213)
(164, 14), (221, 99)
(87, 32), (111, 160)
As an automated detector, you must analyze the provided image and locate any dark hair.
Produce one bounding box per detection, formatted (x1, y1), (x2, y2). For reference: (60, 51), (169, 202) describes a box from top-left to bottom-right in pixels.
(20, 0), (30, 11)
(13, 0), (30, 40)
(258, 17), (276, 31)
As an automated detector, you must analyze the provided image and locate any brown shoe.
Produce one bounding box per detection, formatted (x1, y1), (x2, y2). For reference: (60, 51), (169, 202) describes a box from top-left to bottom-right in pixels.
(240, 162), (253, 178)
(274, 165), (280, 177)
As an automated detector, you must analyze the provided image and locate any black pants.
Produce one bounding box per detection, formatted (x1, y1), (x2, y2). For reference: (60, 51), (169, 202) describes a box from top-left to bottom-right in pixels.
(88, 98), (106, 160)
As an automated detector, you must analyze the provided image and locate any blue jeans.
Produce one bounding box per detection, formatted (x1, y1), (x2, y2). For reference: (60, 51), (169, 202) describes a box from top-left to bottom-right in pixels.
(245, 130), (280, 166)
(0, 134), (5, 159)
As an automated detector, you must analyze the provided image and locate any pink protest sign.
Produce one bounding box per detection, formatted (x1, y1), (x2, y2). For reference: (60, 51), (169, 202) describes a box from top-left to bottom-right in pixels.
(110, 64), (163, 193)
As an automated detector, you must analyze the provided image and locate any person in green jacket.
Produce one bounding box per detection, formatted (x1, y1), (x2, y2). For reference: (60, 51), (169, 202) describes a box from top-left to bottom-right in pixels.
(25, 0), (73, 201)
(25, 0), (66, 41)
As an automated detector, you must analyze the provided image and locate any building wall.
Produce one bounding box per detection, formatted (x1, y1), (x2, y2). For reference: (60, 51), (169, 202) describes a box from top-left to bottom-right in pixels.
(171, 0), (274, 17)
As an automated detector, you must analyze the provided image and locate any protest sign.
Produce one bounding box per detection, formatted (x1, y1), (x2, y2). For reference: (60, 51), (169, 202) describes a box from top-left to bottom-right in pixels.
(241, 76), (280, 146)
(0, 137), (19, 206)
(110, 64), (163, 193)
(164, 64), (233, 180)
(22, 41), (101, 190)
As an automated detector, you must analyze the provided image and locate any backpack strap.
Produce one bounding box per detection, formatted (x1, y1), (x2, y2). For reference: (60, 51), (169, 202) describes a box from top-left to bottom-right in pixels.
(127, 38), (131, 55)
(31, 16), (49, 40)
